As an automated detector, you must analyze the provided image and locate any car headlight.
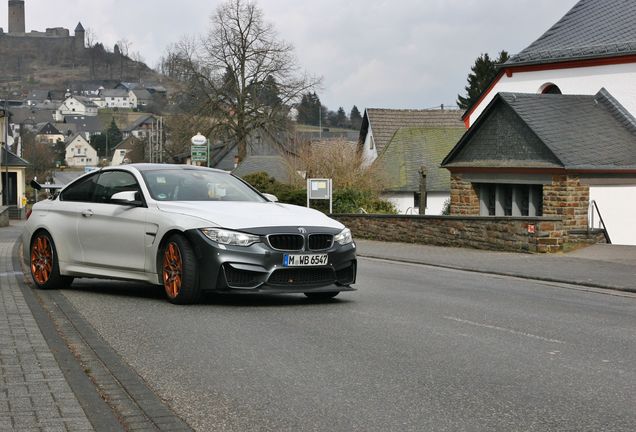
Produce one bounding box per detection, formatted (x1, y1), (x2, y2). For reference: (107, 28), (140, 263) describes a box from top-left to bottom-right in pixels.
(200, 228), (260, 247)
(334, 228), (353, 245)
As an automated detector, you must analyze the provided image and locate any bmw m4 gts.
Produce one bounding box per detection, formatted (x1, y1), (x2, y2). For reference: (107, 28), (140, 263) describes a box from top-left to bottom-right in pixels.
(24, 164), (357, 304)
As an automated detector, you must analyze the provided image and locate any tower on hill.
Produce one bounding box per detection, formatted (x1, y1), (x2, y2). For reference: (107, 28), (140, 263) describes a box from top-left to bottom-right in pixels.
(8, 0), (25, 34)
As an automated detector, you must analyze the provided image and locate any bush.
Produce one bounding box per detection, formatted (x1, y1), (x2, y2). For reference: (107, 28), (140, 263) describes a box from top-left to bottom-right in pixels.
(241, 172), (396, 214)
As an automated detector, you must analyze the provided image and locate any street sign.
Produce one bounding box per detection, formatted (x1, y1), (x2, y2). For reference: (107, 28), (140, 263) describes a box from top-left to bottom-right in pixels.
(191, 145), (207, 162)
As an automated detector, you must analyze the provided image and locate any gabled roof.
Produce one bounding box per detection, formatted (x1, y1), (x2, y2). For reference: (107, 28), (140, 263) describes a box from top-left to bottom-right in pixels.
(232, 155), (291, 183)
(10, 107), (55, 125)
(123, 114), (155, 132)
(37, 122), (61, 135)
(1, 147), (29, 166)
(376, 127), (465, 193)
(360, 108), (463, 156)
(130, 89), (152, 100)
(506, 0), (636, 66)
(67, 96), (98, 108)
(443, 89), (636, 171)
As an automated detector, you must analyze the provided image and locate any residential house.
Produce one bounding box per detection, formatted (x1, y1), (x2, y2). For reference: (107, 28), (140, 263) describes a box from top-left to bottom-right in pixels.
(111, 136), (145, 166)
(10, 107), (56, 133)
(129, 89), (153, 109)
(64, 133), (98, 168)
(376, 126), (465, 214)
(357, 108), (464, 213)
(447, 0), (636, 245)
(122, 114), (156, 140)
(99, 89), (133, 109)
(55, 96), (98, 120)
(35, 122), (64, 145)
(0, 147), (29, 219)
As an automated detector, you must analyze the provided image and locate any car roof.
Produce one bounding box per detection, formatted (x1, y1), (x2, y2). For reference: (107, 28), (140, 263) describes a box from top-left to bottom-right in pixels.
(107, 163), (230, 174)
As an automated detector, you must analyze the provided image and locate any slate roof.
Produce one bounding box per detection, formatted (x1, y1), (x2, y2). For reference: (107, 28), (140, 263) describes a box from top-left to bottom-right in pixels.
(1, 147), (29, 166)
(360, 109), (463, 156)
(376, 127), (465, 193)
(506, 0), (636, 66)
(37, 122), (61, 135)
(232, 155), (291, 183)
(100, 89), (129, 98)
(131, 89), (152, 101)
(64, 115), (103, 134)
(10, 108), (55, 125)
(443, 88), (636, 171)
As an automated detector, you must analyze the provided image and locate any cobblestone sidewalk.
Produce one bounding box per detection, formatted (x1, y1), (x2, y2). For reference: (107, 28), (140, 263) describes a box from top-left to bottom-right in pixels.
(0, 223), (94, 432)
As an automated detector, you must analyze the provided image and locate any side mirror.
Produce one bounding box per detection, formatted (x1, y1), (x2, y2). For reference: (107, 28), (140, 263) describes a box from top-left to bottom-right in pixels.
(262, 193), (278, 202)
(110, 191), (143, 206)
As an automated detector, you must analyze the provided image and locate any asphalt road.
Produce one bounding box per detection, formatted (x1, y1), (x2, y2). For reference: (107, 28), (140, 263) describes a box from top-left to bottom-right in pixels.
(59, 258), (636, 432)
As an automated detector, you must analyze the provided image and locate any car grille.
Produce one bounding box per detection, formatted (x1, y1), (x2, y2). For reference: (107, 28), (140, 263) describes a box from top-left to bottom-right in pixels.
(268, 268), (335, 287)
(267, 234), (304, 251)
(308, 234), (333, 250)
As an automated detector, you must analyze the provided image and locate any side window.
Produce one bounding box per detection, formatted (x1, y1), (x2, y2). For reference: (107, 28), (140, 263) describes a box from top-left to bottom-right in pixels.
(60, 173), (98, 202)
(94, 171), (141, 204)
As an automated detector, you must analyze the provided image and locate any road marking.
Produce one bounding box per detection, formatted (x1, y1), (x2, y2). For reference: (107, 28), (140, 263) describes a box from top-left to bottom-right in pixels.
(444, 316), (565, 344)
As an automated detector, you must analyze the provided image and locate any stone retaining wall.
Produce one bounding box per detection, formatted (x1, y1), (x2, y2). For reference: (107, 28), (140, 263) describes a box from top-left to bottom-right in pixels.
(334, 214), (592, 253)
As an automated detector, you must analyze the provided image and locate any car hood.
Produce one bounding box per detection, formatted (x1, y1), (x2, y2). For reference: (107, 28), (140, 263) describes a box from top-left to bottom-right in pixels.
(155, 201), (344, 230)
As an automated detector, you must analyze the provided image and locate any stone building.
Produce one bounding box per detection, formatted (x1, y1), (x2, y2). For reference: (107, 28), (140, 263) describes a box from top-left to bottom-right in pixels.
(447, 0), (636, 245)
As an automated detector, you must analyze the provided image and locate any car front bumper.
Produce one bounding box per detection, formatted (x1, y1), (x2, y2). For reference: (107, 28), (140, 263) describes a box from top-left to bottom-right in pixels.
(185, 229), (357, 294)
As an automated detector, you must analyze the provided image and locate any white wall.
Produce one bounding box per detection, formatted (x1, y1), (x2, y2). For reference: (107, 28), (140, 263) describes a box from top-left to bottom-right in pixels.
(425, 192), (450, 216)
(381, 191), (449, 215)
(467, 63), (636, 126)
(589, 185), (636, 246)
(362, 131), (378, 167)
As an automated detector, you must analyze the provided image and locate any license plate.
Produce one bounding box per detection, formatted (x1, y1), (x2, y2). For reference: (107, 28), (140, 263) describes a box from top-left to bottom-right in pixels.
(283, 254), (328, 267)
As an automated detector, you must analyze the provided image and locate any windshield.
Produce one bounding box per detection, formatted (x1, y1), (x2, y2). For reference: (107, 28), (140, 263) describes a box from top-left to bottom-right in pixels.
(142, 168), (266, 202)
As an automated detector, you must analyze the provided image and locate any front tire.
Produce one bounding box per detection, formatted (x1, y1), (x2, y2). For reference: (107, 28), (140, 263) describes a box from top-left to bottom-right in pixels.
(161, 234), (201, 304)
(304, 291), (340, 300)
(30, 232), (74, 289)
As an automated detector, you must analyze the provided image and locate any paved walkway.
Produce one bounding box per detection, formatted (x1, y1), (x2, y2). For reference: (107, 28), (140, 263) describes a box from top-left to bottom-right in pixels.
(2, 221), (635, 431)
(355, 239), (636, 292)
(0, 223), (94, 431)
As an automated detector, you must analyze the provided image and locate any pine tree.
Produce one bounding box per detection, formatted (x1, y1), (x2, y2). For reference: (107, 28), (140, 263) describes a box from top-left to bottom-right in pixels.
(350, 105), (362, 130)
(457, 51), (509, 110)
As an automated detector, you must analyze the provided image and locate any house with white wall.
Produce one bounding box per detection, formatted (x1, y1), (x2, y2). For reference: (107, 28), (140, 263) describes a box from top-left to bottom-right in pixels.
(358, 108), (464, 214)
(99, 89), (133, 109)
(65, 134), (98, 168)
(449, 0), (636, 245)
(55, 96), (98, 120)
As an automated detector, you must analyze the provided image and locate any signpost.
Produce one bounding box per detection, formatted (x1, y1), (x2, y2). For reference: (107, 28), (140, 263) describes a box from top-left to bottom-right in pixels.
(307, 178), (333, 213)
(190, 133), (209, 165)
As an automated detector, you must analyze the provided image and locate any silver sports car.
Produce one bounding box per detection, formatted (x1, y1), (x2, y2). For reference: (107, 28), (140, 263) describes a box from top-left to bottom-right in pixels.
(24, 164), (357, 304)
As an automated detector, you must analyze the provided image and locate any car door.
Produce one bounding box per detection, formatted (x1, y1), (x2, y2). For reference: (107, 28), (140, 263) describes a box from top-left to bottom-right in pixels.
(76, 170), (147, 272)
(52, 173), (100, 265)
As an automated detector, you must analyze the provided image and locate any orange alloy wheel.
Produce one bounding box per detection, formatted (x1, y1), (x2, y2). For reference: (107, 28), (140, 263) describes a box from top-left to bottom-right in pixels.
(163, 242), (183, 298)
(31, 235), (53, 285)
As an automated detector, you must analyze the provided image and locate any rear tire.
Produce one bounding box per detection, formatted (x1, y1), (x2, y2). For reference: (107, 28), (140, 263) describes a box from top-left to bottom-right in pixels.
(161, 234), (201, 304)
(30, 232), (74, 289)
(304, 291), (340, 300)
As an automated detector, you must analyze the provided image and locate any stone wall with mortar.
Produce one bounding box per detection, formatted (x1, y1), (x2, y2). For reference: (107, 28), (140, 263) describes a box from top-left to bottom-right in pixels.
(334, 214), (597, 253)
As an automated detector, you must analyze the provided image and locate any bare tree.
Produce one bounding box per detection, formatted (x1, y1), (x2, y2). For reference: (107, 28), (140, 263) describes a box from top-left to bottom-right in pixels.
(170, 0), (319, 161)
(116, 38), (132, 80)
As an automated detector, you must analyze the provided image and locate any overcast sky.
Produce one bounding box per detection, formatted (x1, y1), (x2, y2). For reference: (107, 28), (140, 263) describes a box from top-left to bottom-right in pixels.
(6, 0), (577, 111)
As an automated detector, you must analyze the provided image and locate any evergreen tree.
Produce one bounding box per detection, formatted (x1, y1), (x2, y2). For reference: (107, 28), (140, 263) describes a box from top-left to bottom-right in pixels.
(296, 92), (322, 126)
(336, 107), (348, 128)
(457, 50), (509, 110)
(350, 105), (362, 130)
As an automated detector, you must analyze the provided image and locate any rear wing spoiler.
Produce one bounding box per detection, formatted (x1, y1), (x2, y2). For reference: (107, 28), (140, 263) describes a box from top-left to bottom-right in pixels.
(30, 179), (65, 191)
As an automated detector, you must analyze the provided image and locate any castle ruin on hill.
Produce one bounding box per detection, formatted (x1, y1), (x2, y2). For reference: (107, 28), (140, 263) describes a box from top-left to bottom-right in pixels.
(0, 0), (86, 79)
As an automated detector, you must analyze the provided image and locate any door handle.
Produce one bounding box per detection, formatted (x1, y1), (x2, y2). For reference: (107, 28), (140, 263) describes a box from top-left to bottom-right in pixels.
(81, 209), (94, 217)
